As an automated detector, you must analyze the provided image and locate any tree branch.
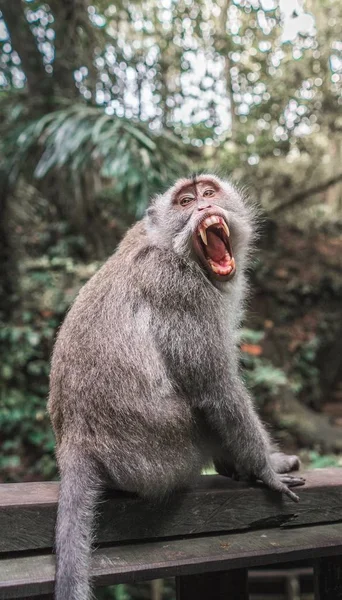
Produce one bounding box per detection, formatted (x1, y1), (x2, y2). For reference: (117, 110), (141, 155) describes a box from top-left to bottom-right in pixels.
(270, 172), (342, 215)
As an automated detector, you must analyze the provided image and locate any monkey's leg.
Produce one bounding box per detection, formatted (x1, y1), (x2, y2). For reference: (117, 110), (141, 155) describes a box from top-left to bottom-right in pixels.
(270, 452), (300, 474)
(214, 452), (300, 478)
(97, 431), (205, 501)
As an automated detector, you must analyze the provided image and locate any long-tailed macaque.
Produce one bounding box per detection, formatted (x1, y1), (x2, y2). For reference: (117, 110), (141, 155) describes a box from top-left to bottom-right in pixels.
(48, 175), (304, 600)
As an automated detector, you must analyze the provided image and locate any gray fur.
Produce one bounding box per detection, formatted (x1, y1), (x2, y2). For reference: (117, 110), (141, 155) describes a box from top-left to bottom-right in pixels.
(48, 175), (302, 600)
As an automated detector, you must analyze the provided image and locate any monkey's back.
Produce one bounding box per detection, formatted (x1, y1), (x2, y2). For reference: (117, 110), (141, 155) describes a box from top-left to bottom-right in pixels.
(48, 220), (211, 489)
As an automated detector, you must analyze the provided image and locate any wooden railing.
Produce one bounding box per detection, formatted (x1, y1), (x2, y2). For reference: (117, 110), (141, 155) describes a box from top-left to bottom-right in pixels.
(0, 468), (342, 599)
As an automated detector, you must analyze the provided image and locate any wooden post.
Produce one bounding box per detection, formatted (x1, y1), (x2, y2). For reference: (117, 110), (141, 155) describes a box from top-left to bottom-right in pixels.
(314, 556), (342, 600)
(176, 569), (248, 600)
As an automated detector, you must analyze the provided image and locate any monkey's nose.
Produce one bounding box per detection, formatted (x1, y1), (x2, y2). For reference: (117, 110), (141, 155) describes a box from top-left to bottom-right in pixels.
(198, 204), (212, 212)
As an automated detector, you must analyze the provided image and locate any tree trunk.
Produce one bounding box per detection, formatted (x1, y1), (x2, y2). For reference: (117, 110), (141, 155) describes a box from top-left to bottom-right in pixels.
(272, 388), (342, 453)
(0, 0), (53, 103)
(0, 170), (19, 320)
(219, 0), (236, 140)
(48, 0), (97, 99)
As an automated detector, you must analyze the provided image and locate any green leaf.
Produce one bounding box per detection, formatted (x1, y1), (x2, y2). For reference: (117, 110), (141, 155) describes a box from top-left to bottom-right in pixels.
(123, 123), (157, 151)
(240, 328), (265, 343)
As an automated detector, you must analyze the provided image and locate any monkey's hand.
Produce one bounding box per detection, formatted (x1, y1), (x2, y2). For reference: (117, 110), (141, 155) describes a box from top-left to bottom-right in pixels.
(254, 464), (305, 503)
(217, 459), (306, 502)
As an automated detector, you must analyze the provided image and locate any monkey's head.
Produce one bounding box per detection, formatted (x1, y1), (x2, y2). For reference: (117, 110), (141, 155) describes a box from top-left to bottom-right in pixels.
(146, 175), (255, 285)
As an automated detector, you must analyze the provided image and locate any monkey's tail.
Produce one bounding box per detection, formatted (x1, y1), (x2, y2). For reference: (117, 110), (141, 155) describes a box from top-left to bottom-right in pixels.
(54, 449), (102, 600)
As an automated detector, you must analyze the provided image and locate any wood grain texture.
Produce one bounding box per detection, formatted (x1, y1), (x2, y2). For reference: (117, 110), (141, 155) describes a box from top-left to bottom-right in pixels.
(14, 596), (53, 600)
(1, 523), (342, 599)
(1, 469), (342, 553)
(314, 555), (342, 600)
(176, 569), (248, 600)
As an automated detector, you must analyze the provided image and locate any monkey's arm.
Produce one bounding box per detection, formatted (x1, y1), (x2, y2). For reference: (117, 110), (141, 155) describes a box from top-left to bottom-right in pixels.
(201, 377), (304, 501)
(147, 277), (304, 502)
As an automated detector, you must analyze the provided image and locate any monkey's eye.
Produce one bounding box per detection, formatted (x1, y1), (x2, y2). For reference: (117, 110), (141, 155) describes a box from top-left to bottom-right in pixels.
(179, 196), (194, 206)
(203, 189), (215, 198)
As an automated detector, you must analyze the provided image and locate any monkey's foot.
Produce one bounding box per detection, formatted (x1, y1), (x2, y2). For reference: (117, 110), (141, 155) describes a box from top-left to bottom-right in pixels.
(270, 452), (300, 474)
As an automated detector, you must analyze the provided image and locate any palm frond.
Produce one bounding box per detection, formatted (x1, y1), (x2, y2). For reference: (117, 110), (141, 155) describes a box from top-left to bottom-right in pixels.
(4, 105), (189, 215)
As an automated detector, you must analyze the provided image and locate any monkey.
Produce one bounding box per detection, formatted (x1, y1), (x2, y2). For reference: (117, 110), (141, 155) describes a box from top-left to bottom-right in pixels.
(48, 174), (304, 600)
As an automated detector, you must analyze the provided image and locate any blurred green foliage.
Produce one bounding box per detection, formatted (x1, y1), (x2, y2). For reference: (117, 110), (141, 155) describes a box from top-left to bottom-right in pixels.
(291, 337), (321, 403)
(240, 328), (288, 405)
(0, 320), (57, 480)
(0, 0), (341, 484)
(308, 451), (341, 469)
(0, 3), (340, 600)
(95, 581), (176, 600)
(4, 104), (188, 218)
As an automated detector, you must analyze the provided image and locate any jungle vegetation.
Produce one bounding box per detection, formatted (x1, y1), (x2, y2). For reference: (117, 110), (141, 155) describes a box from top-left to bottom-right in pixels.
(0, 0), (341, 487)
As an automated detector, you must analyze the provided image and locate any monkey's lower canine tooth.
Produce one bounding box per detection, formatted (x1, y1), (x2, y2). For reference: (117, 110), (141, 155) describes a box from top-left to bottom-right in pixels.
(199, 227), (208, 245)
(231, 257), (236, 269)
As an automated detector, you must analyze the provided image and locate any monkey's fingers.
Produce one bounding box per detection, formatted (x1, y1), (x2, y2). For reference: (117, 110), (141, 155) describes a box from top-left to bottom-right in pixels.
(258, 468), (304, 503)
(279, 474), (306, 487)
(283, 486), (300, 503)
(269, 478), (301, 503)
(264, 477), (300, 503)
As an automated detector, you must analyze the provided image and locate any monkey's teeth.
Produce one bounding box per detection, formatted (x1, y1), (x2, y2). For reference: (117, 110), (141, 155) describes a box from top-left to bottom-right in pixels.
(221, 220), (230, 238)
(200, 216), (230, 237)
(230, 257), (236, 270)
(208, 259), (233, 276)
(202, 216), (220, 228)
(199, 227), (208, 246)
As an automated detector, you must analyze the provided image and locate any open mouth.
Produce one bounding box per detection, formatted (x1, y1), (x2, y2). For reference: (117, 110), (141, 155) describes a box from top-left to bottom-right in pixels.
(194, 215), (236, 280)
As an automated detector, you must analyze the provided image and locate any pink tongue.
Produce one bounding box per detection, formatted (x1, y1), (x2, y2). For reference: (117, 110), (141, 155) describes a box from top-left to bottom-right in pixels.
(206, 231), (227, 261)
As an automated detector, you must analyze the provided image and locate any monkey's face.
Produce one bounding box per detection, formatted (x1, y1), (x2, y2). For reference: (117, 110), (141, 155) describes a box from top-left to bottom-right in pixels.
(147, 175), (254, 285)
(173, 178), (235, 282)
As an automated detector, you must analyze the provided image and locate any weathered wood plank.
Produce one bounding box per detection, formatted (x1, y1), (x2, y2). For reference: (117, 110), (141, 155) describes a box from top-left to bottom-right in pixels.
(1, 523), (342, 599)
(1, 469), (342, 553)
(314, 555), (342, 600)
(176, 569), (248, 600)
(14, 596), (53, 600)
